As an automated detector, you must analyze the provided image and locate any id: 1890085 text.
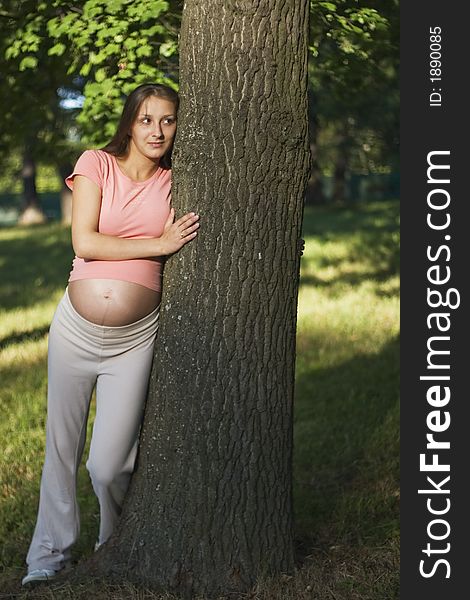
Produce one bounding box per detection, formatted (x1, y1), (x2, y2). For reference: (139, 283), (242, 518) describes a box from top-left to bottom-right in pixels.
(429, 26), (442, 107)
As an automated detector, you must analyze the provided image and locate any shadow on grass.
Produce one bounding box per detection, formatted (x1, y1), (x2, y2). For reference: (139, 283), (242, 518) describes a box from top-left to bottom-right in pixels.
(302, 201), (399, 238)
(299, 267), (399, 294)
(0, 326), (51, 350)
(0, 223), (73, 310)
(301, 201), (400, 289)
(293, 335), (399, 558)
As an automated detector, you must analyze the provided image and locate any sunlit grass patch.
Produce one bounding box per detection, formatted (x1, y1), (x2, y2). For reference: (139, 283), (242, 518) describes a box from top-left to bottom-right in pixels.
(0, 297), (62, 339)
(294, 201), (399, 552)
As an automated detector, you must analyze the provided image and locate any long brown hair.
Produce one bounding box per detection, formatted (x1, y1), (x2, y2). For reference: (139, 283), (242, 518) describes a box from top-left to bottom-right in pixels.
(101, 83), (179, 169)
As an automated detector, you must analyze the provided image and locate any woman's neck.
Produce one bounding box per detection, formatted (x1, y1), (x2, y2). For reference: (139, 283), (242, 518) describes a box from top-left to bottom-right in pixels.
(116, 148), (159, 182)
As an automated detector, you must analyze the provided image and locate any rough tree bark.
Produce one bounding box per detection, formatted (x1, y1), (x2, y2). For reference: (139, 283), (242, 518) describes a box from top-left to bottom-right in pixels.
(77, 1), (310, 597)
(17, 145), (47, 225)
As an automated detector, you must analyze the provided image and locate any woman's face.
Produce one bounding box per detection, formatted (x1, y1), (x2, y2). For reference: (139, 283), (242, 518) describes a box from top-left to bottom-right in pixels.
(129, 96), (177, 162)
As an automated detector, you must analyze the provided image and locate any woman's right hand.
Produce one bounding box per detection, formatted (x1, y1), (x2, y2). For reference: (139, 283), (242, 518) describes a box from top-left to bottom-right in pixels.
(158, 208), (200, 255)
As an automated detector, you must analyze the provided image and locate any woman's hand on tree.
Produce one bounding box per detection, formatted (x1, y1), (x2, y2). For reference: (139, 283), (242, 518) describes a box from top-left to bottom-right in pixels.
(159, 208), (200, 255)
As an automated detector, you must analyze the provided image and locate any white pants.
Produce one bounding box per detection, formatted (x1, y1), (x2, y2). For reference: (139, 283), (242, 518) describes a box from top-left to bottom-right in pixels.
(26, 289), (159, 572)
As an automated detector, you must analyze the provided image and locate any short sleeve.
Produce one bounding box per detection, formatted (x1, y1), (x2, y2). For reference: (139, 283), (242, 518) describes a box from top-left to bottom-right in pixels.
(65, 150), (103, 191)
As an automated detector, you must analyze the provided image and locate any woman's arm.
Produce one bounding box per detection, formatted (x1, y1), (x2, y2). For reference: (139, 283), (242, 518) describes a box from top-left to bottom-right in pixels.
(71, 175), (199, 260)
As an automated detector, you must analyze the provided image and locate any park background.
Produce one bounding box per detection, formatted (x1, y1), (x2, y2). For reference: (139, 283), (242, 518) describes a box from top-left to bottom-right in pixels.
(0, 1), (399, 598)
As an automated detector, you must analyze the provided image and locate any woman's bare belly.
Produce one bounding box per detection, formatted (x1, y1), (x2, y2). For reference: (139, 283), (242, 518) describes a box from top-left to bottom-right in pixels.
(68, 279), (161, 326)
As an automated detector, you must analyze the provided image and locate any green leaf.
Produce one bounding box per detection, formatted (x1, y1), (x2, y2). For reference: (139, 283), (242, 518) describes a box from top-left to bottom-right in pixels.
(48, 43), (66, 57)
(84, 5), (104, 19)
(136, 45), (152, 58)
(117, 68), (133, 79)
(5, 45), (19, 60)
(19, 56), (38, 71)
(124, 38), (138, 49)
(80, 62), (92, 76)
(138, 63), (157, 77)
(95, 68), (107, 83)
(47, 17), (61, 37)
(101, 78), (115, 93)
(159, 41), (176, 57)
(319, 2), (337, 11)
(105, 43), (121, 55)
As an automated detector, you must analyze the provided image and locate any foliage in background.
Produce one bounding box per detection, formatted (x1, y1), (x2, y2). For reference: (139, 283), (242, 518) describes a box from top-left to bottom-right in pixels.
(1, 1), (399, 155)
(1, 1), (398, 206)
(0, 0), (180, 197)
(44, 0), (181, 145)
(309, 0), (399, 176)
(0, 0), (399, 173)
(0, 1), (78, 180)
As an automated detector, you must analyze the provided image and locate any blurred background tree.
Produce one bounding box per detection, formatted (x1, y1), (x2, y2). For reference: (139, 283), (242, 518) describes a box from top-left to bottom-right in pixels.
(0, 0), (180, 223)
(0, 0), (82, 222)
(0, 0), (398, 223)
(308, 0), (399, 205)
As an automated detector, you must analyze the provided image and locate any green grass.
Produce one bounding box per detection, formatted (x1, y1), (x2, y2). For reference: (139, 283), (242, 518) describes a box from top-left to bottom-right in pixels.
(0, 201), (399, 599)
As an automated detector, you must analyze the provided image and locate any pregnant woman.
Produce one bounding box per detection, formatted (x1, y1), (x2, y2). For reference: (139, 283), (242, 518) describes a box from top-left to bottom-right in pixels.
(22, 83), (199, 586)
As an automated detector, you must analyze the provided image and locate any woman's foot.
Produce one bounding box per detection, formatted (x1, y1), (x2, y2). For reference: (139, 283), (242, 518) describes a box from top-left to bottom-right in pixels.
(21, 568), (57, 586)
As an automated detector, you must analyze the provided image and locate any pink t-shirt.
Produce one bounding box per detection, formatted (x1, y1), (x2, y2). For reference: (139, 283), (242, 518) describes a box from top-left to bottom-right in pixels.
(65, 149), (172, 292)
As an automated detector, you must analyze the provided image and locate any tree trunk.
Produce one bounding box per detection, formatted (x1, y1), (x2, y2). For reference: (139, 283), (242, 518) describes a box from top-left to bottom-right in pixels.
(57, 162), (73, 225)
(331, 123), (349, 205)
(17, 145), (47, 225)
(305, 87), (325, 205)
(79, 1), (310, 597)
